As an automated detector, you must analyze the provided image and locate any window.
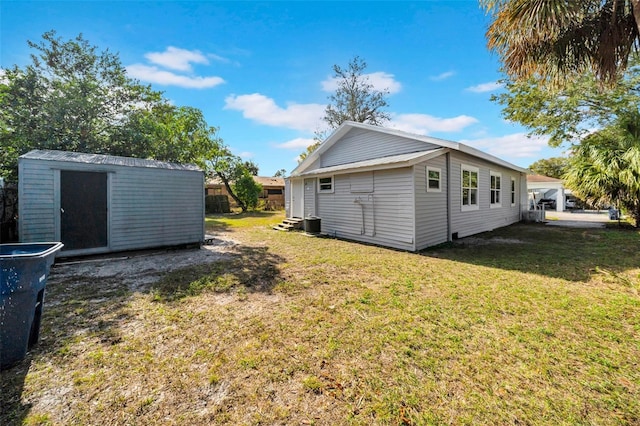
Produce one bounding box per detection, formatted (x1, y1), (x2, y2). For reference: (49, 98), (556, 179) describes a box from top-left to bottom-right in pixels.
(318, 176), (333, 192)
(490, 171), (501, 207)
(461, 165), (479, 211)
(511, 178), (516, 206)
(426, 167), (441, 192)
(267, 189), (283, 195)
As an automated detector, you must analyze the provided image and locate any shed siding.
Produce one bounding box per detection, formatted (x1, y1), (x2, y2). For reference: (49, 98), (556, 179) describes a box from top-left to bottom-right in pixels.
(109, 167), (203, 251)
(321, 128), (440, 168)
(18, 155), (204, 254)
(449, 152), (521, 239)
(18, 159), (56, 242)
(414, 155), (449, 250)
(317, 168), (415, 251)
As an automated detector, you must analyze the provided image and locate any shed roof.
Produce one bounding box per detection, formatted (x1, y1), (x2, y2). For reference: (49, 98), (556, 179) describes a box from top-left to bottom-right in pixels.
(20, 150), (202, 172)
(207, 176), (285, 186)
(527, 174), (563, 183)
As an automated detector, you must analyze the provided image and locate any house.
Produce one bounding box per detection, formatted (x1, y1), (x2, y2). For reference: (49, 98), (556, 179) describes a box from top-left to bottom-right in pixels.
(285, 121), (529, 251)
(526, 174), (567, 211)
(206, 176), (285, 209)
(18, 150), (204, 257)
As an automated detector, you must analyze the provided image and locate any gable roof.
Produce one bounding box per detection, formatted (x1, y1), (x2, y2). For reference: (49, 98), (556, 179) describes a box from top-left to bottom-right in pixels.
(291, 121), (529, 176)
(20, 149), (201, 172)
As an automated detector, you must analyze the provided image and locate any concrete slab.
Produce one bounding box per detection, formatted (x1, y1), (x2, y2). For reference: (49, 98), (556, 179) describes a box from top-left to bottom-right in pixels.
(543, 210), (610, 228)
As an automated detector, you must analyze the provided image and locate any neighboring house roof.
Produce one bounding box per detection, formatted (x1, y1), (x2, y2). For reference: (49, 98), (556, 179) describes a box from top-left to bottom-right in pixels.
(291, 121), (529, 177)
(21, 149), (201, 171)
(206, 176), (285, 186)
(527, 174), (563, 183)
(297, 149), (448, 176)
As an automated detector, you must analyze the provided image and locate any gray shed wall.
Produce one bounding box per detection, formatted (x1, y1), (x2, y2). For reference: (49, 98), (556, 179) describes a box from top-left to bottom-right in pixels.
(18, 156), (204, 255)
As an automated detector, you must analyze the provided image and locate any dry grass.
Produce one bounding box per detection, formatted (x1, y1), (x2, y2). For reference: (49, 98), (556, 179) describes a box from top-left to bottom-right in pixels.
(2, 211), (639, 425)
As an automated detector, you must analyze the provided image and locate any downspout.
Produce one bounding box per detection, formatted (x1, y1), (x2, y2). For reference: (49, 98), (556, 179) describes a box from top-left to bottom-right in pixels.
(446, 152), (452, 242)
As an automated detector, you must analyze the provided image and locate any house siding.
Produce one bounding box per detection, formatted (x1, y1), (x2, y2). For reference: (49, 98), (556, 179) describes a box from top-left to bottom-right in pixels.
(317, 168), (415, 251)
(414, 155), (449, 250)
(321, 128), (440, 168)
(303, 178), (316, 217)
(449, 152), (522, 239)
(18, 154), (204, 255)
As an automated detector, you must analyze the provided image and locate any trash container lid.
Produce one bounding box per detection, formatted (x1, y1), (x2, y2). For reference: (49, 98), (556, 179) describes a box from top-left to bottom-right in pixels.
(0, 242), (64, 259)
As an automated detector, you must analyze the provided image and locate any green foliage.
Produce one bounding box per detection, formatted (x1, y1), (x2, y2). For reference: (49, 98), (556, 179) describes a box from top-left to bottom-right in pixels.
(483, 0), (640, 83)
(232, 173), (263, 211)
(273, 168), (287, 178)
(298, 56), (390, 162)
(565, 113), (640, 227)
(0, 31), (223, 181)
(493, 63), (640, 146)
(528, 157), (570, 179)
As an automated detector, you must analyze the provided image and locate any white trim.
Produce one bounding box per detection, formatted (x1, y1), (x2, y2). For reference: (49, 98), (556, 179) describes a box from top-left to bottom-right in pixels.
(490, 170), (502, 208)
(317, 176), (334, 193)
(426, 166), (442, 192)
(461, 164), (479, 212)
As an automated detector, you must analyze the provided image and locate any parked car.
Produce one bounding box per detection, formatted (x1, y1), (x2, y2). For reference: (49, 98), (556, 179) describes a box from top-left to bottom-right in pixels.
(565, 198), (577, 209)
(537, 198), (556, 209)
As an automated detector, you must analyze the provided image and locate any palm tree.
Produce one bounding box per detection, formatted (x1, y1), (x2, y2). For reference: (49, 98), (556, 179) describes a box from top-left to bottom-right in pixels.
(482, 0), (640, 83)
(564, 113), (640, 227)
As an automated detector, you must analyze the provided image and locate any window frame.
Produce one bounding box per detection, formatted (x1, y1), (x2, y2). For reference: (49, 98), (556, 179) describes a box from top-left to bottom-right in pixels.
(426, 166), (441, 193)
(490, 170), (502, 208)
(511, 177), (516, 206)
(461, 164), (479, 211)
(317, 176), (334, 193)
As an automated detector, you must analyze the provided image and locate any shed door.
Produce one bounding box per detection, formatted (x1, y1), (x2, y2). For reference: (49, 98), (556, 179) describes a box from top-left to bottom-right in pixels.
(60, 170), (108, 250)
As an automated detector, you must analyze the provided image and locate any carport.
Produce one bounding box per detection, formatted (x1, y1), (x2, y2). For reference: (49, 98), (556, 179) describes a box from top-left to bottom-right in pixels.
(527, 174), (566, 212)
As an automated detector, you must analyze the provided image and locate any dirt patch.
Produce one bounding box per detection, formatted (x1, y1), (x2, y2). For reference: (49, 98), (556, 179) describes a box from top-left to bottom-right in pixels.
(455, 236), (527, 246)
(50, 235), (239, 293)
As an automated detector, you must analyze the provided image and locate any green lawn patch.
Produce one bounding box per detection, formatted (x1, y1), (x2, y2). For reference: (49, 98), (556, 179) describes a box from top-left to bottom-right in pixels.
(2, 215), (639, 425)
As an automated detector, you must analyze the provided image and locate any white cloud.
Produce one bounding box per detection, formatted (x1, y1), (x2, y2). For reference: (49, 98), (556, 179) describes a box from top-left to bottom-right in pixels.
(460, 133), (550, 158)
(145, 46), (209, 72)
(0, 68), (6, 84)
(276, 137), (318, 150)
(238, 151), (254, 159)
(126, 64), (225, 89)
(466, 81), (504, 93)
(321, 71), (402, 94)
(430, 71), (455, 81)
(224, 93), (325, 131)
(389, 113), (478, 134)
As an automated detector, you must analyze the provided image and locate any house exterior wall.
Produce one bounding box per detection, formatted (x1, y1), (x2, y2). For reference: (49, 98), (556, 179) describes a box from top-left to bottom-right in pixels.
(448, 152), (522, 239)
(18, 156), (204, 255)
(316, 168), (415, 251)
(303, 178), (316, 217)
(414, 154), (449, 250)
(320, 128), (440, 169)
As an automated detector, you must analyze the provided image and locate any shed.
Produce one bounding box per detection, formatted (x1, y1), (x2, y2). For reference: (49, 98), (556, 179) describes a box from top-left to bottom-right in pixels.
(285, 121), (529, 251)
(526, 174), (566, 211)
(18, 150), (205, 256)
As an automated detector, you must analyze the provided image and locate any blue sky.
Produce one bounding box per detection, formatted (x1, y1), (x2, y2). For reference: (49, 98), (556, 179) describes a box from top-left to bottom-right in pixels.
(1, 1), (566, 176)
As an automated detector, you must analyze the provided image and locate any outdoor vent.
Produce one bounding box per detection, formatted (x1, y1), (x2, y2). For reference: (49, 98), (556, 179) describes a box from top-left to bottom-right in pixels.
(452, 232), (459, 240)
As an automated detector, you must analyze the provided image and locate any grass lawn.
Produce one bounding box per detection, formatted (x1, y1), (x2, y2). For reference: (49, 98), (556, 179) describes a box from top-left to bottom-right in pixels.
(2, 211), (639, 425)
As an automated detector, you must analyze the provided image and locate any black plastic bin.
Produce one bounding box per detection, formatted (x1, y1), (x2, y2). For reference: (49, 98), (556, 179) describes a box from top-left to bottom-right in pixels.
(1, 242), (63, 369)
(304, 216), (321, 234)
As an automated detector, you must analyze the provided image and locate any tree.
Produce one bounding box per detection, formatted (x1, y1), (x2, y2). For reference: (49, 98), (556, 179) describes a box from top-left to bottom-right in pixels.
(528, 157), (570, 179)
(492, 56), (640, 146)
(482, 0), (640, 83)
(273, 169), (287, 178)
(243, 160), (259, 176)
(299, 56), (390, 162)
(207, 148), (256, 212)
(0, 31), (219, 181)
(232, 173), (262, 211)
(564, 113), (640, 227)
